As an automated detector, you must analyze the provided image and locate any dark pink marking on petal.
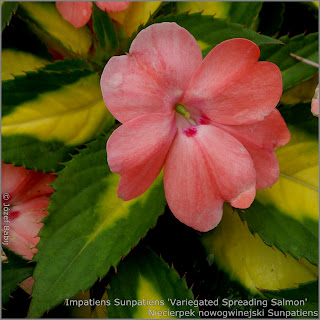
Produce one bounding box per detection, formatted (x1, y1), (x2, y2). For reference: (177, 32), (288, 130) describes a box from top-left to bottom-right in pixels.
(199, 115), (210, 125)
(9, 210), (21, 220)
(184, 127), (197, 137)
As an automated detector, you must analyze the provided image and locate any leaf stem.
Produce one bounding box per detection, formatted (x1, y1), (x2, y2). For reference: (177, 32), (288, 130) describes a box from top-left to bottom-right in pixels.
(290, 53), (319, 68)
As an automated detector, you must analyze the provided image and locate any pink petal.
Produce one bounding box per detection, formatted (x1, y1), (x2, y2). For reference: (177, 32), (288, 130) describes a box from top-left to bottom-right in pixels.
(96, 1), (130, 12)
(1, 163), (56, 205)
(2, 164), (56, 260)
(244, 149), (280, 190)
(20, 277), (34, 295)
(56, 1), (92, 28)
(183, 38), (282, 125)
(215, 109), (290, 189)
(163, 124), (256, 232)
(311, 85), (319, 117)
(107, 113), (177, 200)
(8, 198), (50, 239)
(1, 163), (28, 199)
(100, 22), (203, 124)
(2, 198), (49, 260)
(4, 229), (38, 260)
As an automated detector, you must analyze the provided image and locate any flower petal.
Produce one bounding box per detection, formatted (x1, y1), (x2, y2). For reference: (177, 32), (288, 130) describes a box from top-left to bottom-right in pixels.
(8, 198), (50, 239)
(4, 228), (38, 260)
(107, 113), (176, 200)
(96, 1), (130, 12)
(311, 85), (319, 117)
(56, 1), (92, 28)
(20, 277), (34, 295)
(2, 164), (56, 260)
(100, 22), (202, 123)
(183, 38), (282, 125)
(215, 109), (291, 189)
(245, 149), (280, 190)
(164, 124), (256, 232)
(1, 163), (28, 198)
(1, 163), (56, 205)
(2, 198), (49, 260)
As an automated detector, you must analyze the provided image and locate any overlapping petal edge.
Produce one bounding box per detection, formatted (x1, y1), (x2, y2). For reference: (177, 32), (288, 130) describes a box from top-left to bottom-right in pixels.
(100, 22), (290, 232)
(56, 1), (130, 28)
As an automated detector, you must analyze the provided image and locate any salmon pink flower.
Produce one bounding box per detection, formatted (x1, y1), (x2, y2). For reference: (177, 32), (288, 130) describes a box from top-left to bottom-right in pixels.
(56, 1), (130, 28)
(311, 85), (319, 117)
(100, 23), (290, 232)
(1, 163), (56, 294)
(1, 163), (56, 259)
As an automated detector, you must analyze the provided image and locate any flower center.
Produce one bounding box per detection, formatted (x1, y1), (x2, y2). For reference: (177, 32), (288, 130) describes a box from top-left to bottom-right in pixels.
(174, 104), (196, 125)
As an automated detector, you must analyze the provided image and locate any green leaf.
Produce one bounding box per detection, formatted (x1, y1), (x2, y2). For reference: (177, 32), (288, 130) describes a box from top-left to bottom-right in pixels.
(2, 135), (77, 173)
(261, 281), (318, 313)
(201, 205), (318, 296)
(260, 33), (318, 92)
(176, 1), (263, 30)
(2, 67), (92, 116)
(239, 111), (318, 265)
(2, 248), (35, 305)
(18, 2), (92, 57)
(92, 3), (117, 52)
(2, 2), (19, 31)
(2, 60), (114, 171)
(2, 48), (50, 81)
(132, 12), (282, 57)
(2, 14), (53, 60)
(106, 248), (198, 318)
(238, 201), (318, 266)
(279, 103), (318, 137)
(280, 74), (319, 105)
(108, 1), (162, 37)
(40, 58), (94, 72)
(28, 137), (166, 318)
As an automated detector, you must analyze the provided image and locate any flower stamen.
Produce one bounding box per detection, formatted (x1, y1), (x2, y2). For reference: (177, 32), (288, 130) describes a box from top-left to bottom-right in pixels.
(175, 104), (196, 125)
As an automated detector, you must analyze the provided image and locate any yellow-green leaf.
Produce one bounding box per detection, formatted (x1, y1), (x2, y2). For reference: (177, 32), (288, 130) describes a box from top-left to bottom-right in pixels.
(106, 248), (198, 319)
(280, 73), (319, 105)
(258, 128), (318, 224)
(238, 123), (319, 262)
(28, 137), (167, 318)
(177, 1), (230, 18)
(2, 48), (49, 81)
(201, 205), (318, 295)
(109, 1), (162, 36)
(69, 290), (92, 319)
(2, 72), (111, 146)
(19, 2), (92, 56)
(234, 102), (319, 266)
(176, 1), (262, 30)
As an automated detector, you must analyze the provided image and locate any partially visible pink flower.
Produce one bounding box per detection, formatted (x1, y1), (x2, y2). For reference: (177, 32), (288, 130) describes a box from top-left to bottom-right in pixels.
(100, 23), (290, 232)
(1, 163), (56, 293)
(311, 85), (319, 117)
(1, 163), (57, 259)
(56, 1), (130, 28)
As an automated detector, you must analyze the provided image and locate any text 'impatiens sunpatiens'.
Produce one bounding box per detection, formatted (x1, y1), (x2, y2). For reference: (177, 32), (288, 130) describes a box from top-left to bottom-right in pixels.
(100, 22), (290, 232)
